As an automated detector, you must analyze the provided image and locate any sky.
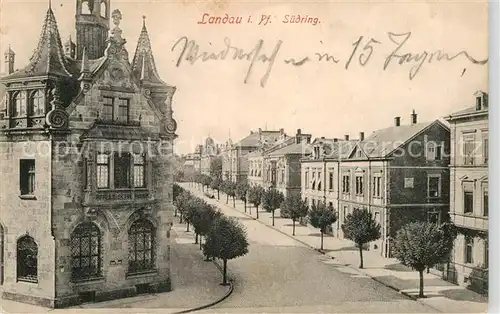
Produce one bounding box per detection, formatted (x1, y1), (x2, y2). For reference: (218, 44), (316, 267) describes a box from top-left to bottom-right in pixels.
(0, 0), (489, 154)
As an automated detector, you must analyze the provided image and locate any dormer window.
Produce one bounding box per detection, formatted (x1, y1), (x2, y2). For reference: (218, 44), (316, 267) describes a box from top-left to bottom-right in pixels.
(476, 96), (482, 110)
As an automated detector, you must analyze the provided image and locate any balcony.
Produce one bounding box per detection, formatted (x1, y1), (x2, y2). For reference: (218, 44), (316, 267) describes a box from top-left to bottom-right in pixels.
(8, 116), (46, 129)
(83, 188), (151, 205)
(451, 213), (488, 231)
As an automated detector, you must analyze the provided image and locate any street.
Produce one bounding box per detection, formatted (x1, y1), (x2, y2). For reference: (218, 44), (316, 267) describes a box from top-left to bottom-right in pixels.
(181, 184), (438, 313)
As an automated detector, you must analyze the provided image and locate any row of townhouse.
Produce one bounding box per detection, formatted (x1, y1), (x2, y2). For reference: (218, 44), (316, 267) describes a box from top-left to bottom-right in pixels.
(300, 91), (488, 293)
(208, 90), (488, 294)
(302, 111), (451, 258)
(444, 91), (488, 293)
(247, 129), (312, 198)
(222, 128), (291, 183)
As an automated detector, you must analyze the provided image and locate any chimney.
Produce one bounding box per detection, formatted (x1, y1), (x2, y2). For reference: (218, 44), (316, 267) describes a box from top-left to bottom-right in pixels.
(296, 128), (302, 135)
(359, 132), (365, 141)
(279, 128), (284, 134)
(344, 134), (350, 141)
(321, 136), (325, 140)
(411, 110), (417, 125)
(333, 138), (338, 142)
(394, 117), (401, 127)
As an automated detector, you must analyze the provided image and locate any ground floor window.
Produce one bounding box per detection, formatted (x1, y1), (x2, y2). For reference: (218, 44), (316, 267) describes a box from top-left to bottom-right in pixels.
(17, 236), (38, 283)
(71, 222), (102, 280)
(128, 219), (155, 273)
(465, 236), (474, 264)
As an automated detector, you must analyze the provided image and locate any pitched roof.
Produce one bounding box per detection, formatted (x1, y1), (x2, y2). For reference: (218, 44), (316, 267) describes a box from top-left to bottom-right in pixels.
(2, 7), (73, 80)
(235, 130), (283, 147)
(446, 105), (488, 119)
(267, 142), (307, 156)
(357, 120), (446, 158)
(311, 140), (356, 160)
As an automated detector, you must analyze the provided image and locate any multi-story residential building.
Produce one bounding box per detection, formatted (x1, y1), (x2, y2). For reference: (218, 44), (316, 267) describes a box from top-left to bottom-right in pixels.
(0, 1), (177, 307)
(444, 91), (488, 294)
(247, 130), (290, 188)
(225, 128), (287, 183)
(183, 153), (201, 178)
(301, 135), (356, 234)
(249, 129), (311, 198)
(264, 135), (311, 198)
(302, 112), (451, 258)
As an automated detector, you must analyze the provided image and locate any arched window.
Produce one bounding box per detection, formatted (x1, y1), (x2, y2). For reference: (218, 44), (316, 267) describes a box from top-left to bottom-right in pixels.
(16, 236), (38, 282)
(71, 222), (101, 280)
(81, 0), (92, 14)
(100, 0), (107, 18)
(13, 92), (26, 117)
(30, 90), (45, 116)
(128, 219), (155, 273)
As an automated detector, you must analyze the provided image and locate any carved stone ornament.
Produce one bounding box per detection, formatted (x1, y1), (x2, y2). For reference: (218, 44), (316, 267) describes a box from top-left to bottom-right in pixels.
(110, 67), (125, 81)
(164, 118), (177, 134)
(84, 207), (99, 218)
(143, 88), (151, 98)
(112, 9), (122, 26)
(46, 109), (69, 128)
(82, 82), (91, 92)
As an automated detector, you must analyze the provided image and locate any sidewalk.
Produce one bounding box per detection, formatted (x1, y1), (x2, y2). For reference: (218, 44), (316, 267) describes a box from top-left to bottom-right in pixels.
(0, 221), (229, 313)
(184, 184), (488, 314)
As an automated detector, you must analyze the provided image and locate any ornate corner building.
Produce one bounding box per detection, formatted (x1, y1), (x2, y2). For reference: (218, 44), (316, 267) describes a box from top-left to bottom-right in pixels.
(0, 0), (177, 308)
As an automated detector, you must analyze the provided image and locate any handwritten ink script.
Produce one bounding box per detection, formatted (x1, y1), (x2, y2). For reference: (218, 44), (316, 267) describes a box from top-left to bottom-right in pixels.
(171, 32), (488, 88)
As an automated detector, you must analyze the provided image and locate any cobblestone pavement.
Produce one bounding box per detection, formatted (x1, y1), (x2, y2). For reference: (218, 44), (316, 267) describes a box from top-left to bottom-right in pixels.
(0, 222), (228, 313)
(183, 183), (439, 313)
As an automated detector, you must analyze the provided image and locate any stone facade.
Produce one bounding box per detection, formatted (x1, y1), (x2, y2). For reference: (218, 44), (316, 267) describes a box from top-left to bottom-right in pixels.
(0, 2), (177, 308)
(444, 91), (488, 294)
(301, 113), (451, 258)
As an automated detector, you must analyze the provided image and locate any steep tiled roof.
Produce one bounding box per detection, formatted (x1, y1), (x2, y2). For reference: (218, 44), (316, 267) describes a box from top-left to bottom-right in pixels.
(131, 17), (166, 86)
(267, 142), (307, 156)
(358, 120), (445, 158)
(2, 7), (73, 80)
(235, 130), (282, 147)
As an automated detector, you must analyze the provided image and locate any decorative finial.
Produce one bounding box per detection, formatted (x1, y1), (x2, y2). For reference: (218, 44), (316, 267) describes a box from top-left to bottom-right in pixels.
(142, 15), (146, 27)
(112, 9), (122, 27)
(48, 0), (51, 9)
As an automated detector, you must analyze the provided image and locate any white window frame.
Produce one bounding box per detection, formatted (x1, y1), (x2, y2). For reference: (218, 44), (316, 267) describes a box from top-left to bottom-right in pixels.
(427, 174), (441, 198)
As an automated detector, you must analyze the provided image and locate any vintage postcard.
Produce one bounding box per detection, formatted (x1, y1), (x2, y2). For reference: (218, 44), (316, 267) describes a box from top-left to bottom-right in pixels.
(0, 0), (490, 313)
